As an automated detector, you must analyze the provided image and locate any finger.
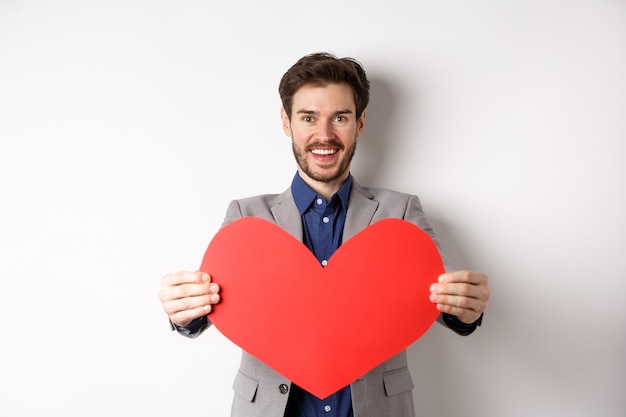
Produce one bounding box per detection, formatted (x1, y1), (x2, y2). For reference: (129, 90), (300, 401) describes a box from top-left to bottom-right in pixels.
(438, 270), (488, 286)
(430, 292), (488, 325)
(431, 282), (489, 303)
(160, 281), (220, 304)
(436, 303), (483, 324)
(431, 291), (485, 311)
(162, 292), (220, 316)
(169, 305), (213, 327)
(160, 271), (211, 288)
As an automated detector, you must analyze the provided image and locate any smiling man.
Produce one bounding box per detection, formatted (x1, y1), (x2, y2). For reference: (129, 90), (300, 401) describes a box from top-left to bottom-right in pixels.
(159, 52), (491, 417)
(283, 82), (362, 195)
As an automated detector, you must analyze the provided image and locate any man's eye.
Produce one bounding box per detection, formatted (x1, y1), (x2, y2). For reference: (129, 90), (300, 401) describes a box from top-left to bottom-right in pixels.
(334, 116), (345, 122)
(303, 116), (313, 122)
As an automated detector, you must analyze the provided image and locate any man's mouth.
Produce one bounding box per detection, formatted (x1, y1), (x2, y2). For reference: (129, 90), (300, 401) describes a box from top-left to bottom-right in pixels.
(311, 149), (338, 155)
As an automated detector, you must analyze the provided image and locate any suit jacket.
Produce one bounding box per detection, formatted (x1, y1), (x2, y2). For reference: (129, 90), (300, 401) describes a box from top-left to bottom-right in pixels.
(205, 179), (455, 417)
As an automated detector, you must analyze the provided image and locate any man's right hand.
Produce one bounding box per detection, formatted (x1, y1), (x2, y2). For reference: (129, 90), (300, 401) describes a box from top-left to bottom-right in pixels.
(159, 271), (221, 327)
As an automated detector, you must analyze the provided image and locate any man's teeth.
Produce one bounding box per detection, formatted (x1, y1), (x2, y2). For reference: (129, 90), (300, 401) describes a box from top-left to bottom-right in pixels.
(311, 149), (337, 155)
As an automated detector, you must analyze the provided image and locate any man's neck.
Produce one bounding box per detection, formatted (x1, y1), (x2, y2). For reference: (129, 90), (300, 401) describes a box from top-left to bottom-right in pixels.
(297, 169), (348, 202)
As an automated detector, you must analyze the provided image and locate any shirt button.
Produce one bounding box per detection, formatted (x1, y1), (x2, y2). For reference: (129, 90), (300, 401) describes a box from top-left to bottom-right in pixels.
(322, 216), (330, 223)
(316, 198), (323, 205)
(321, 259), (328, 266)
(279, 384), (289, 394)
(324, 405), (332, 412)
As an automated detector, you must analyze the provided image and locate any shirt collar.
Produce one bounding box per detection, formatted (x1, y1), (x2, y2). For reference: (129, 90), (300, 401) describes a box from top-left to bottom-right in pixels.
(291, 172), (353, 215)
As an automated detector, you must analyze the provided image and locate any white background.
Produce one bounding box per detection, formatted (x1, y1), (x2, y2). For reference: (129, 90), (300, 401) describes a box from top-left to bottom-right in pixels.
(1, 1), (625, 416)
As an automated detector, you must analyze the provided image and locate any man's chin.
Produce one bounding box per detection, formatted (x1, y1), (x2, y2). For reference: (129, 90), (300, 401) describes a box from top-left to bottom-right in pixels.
(305, 169), (347, 184)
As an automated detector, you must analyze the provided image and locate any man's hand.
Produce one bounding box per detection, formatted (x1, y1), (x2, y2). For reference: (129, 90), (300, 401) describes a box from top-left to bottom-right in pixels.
(429, 270), (490, 324)
(159, 271), (221, 327)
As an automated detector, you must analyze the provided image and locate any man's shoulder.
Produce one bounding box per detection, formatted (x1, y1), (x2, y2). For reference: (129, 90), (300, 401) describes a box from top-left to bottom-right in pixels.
(350, 182), (424, 220)
(221, 188), (295, 227)
(354, 183), (414, 202)
(234, 190), (290, 207)
(225, 188), (292, 218)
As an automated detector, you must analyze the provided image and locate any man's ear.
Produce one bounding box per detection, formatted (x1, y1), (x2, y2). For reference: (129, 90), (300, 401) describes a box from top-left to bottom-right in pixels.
(356, 109), (367, 138)
(280, 107), (291, 136)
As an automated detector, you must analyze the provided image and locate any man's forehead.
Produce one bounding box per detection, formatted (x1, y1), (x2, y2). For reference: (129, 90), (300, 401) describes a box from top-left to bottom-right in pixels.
(292, 83), (356, 112)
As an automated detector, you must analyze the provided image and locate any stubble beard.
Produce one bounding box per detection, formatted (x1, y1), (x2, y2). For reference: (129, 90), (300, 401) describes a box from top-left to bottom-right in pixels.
(292, 139), (357, 183)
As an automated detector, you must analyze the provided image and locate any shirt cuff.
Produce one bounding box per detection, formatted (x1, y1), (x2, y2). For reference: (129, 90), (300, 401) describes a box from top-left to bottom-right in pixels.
(170, 316), (209, 338)
(443, 313), (483, 336)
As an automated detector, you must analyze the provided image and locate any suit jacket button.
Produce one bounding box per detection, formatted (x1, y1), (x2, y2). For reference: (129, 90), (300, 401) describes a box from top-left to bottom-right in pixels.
(279, 384), (289, 394)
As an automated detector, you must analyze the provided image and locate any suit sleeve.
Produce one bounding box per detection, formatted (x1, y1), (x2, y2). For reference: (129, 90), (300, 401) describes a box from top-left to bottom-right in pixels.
(172, 199), (245, 339)
(403, 194), (457, 273)
(403, 194), (482, 336)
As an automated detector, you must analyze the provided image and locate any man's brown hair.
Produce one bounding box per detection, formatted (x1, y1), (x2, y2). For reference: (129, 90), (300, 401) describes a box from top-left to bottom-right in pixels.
(278, 52), (370, 119)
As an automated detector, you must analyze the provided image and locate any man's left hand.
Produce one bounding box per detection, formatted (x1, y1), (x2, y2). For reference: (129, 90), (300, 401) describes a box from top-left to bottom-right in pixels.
(430, 270), (490, 324)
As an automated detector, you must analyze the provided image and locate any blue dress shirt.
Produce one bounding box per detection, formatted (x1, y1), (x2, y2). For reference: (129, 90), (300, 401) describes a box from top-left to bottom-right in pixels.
(283, 172), (354, 417)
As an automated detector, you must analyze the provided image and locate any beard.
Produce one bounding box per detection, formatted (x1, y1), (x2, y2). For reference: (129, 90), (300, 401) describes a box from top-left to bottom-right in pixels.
(291, 139), (357, 183)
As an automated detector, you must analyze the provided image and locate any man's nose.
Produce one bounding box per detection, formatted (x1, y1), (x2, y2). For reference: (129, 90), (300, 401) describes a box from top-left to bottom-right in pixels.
(316, 120), (335, 139)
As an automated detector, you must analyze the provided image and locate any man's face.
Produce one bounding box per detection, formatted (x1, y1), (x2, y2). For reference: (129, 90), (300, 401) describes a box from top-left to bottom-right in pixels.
(281, 83), (366, 189)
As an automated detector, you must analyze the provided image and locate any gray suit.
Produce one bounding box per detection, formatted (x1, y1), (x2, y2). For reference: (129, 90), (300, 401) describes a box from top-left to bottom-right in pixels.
(196, 179), (455, 417)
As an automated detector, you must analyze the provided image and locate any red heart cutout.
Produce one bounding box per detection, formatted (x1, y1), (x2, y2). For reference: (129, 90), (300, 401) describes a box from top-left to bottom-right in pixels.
(200, 217), (443, 399)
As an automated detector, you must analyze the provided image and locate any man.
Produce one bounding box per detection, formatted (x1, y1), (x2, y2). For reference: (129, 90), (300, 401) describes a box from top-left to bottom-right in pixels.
(159, 52), (491, 417)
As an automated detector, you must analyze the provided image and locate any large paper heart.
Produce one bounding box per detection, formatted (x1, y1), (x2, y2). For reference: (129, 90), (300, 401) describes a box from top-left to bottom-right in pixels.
(200, 217), (443, 399)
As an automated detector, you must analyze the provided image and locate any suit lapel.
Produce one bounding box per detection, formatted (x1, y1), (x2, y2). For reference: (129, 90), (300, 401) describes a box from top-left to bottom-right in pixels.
(270, 179), (379, 244)
(343, 180), (379, 242)
(270, 188), (304, 242)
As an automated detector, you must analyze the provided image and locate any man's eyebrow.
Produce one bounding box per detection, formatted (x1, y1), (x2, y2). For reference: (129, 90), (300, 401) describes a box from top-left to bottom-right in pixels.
(295, 109), (354, 115)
